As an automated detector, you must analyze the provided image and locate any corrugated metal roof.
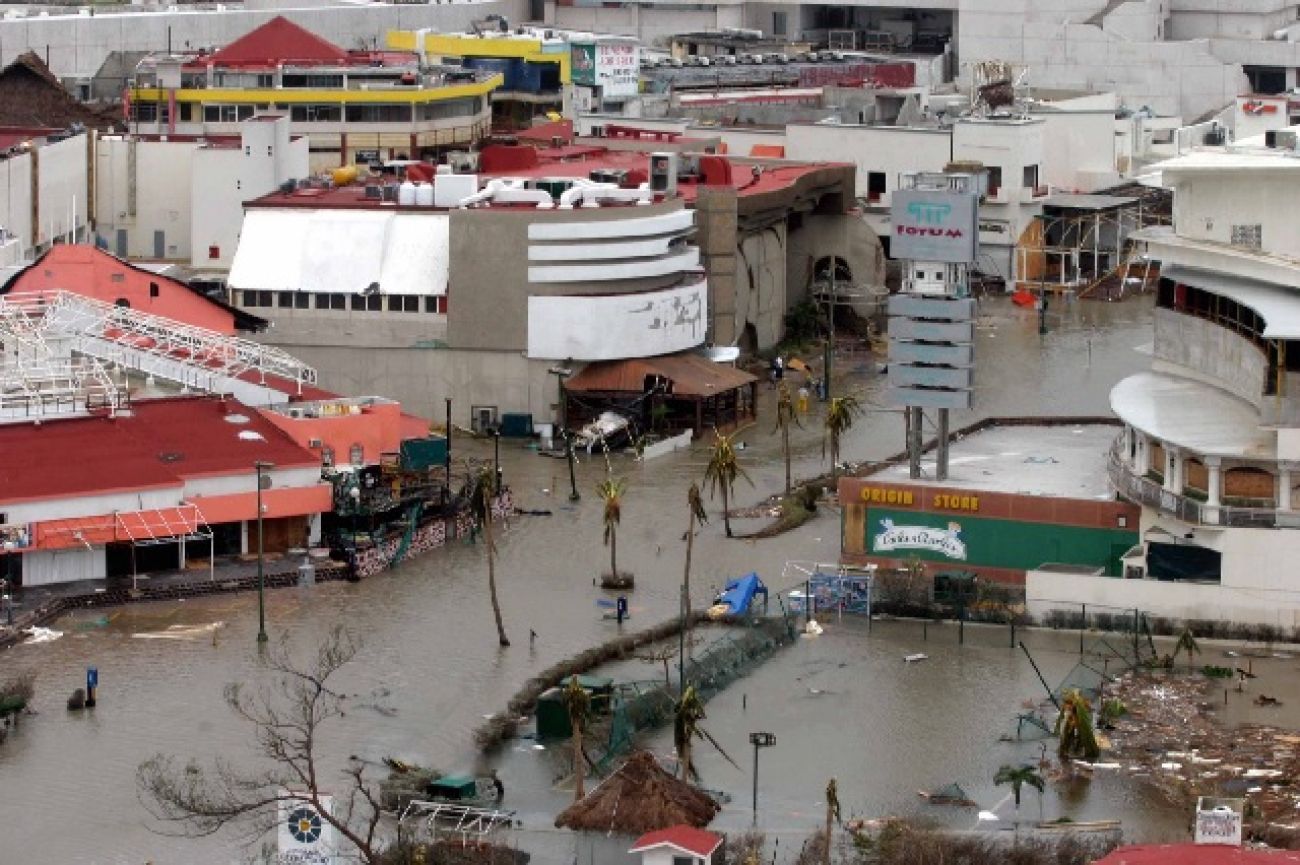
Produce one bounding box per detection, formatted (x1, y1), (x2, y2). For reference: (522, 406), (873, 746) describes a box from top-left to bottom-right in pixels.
(565, 352), (756, 398)
(1110, 372), (1274, 459)
(1094, 843), (1300, 864)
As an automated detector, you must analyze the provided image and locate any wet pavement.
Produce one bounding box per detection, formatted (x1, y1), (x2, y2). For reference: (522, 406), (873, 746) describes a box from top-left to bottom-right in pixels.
(0, 295), (1220, 864)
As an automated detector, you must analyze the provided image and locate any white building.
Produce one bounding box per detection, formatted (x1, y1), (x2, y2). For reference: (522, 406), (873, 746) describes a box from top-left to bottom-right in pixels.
(0, 129), (91, 262)
(1093, 135), (1300, 628)
(94, 115), (308, 271)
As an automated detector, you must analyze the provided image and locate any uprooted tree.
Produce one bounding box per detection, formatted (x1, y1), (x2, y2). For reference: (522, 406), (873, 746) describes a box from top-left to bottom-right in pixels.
(136, 627), (387, 863)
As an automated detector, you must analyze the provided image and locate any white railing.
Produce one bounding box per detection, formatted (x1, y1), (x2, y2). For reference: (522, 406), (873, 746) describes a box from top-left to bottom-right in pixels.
(1108, 446), (1280, 529)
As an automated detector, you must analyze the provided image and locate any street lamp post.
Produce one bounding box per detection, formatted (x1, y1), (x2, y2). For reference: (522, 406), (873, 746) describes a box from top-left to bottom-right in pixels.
(749, 731), (776, 821)
(549, 365), (579, 502)
(254, 460), (275, 644)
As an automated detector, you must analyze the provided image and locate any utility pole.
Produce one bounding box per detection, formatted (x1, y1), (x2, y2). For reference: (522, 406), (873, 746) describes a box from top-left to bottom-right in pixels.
(254, 460), (275, 644)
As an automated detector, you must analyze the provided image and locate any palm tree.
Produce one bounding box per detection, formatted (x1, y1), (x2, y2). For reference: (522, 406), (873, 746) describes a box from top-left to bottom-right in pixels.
(596, 476), (627, 580)
(995, 763), (1045, 826)
(682, 482), (708, 680)
(561, 675), (591, 801)
(703, 428), (752, 538)
(823, 394), (863, 485)
(1175, 626), (1201, 671)
(772, 382), (802, 496)
(471, 468), (510, 647)
(823, 778), (841, 865)
(1054, 688), (1100, 762)
(674, 685), (706, 781)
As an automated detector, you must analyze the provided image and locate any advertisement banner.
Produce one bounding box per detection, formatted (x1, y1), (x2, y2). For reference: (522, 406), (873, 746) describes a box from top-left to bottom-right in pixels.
(1194, 798), (1243, 846)
(873, 517), (967, 560)
(571, 43), (597, 86)
(596, 42), (639, 97)
(890, 189), (979, 263)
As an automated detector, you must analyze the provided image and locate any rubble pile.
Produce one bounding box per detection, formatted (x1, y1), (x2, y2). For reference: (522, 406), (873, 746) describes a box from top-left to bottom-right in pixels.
(1105, 671), (1300, 828)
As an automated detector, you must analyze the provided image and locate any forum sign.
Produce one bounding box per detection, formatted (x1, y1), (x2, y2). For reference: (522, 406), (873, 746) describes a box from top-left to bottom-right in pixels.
(890, 189), (979, 263)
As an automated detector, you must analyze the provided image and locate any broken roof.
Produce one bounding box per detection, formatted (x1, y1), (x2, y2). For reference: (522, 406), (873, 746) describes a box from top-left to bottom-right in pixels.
(564, 352), (756, 398)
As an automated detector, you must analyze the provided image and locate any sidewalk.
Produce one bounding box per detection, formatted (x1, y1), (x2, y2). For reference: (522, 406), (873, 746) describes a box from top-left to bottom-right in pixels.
(0, 556), (347, 650)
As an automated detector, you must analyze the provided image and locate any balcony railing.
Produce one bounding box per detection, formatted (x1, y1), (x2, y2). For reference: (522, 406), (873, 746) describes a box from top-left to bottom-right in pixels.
(1107, 447), (1280, 529)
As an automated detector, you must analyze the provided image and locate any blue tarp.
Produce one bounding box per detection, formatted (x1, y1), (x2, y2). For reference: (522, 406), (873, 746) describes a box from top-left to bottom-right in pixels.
(718, 572), (767, 616)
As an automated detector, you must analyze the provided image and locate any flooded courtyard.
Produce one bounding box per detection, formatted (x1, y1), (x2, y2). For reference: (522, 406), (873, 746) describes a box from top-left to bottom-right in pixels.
(0, 295), (1229, 863)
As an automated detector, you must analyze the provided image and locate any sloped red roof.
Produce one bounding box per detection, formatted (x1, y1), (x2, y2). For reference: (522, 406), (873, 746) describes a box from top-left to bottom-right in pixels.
(564, 352), (756, 398)
(0, 395), (320, 506)
(630, 826), (722, 859)
(1093, 845), (1300, 865)
(207, 16), (348, 68)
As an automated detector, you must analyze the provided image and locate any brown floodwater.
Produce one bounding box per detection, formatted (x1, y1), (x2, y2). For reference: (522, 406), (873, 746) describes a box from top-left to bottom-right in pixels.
(0, 295), (1219, 864)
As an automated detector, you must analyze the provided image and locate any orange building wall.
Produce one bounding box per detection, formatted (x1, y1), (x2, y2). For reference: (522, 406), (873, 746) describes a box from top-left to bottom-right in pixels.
(6, 245), (238, 334)
(258, 400), (405, 467)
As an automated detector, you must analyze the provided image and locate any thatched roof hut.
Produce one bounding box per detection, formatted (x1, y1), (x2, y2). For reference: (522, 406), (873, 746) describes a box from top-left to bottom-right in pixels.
(553, 750), (720, 836)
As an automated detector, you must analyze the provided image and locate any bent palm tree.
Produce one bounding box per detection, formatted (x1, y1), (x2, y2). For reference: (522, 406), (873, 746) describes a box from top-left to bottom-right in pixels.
(673, 684), (739, 782)
(596, 476), (627, 579)
(823, 778), (841, 865)
(823, 394), (863, 485)
(995, 763), (1045, 826)
(1175, 626), (1201, 671)
(1054, 688), (1100, 762)
(472, 468), (510, 647)
(773, 382), (802, 496)
(561, 675), (591, 801)
(703, 428), (752, 538)
(682, 482), (708, 672)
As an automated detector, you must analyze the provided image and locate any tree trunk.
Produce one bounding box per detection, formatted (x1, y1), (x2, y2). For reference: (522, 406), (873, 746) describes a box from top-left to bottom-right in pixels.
(684, 510), (695, 664)
(722, 484), (732, 538)
(610, 526), (618, 578)
(679, 738), (692, 781)
(823, 804), (833, 865)
(830, 437), (840, 484)
(783, 424), (791, 496)
(483, 489), (510, 647)
(573, 722), (584, 801)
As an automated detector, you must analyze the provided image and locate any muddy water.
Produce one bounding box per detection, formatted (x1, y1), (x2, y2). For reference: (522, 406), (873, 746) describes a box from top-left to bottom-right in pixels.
(0, 296), (1197, 864)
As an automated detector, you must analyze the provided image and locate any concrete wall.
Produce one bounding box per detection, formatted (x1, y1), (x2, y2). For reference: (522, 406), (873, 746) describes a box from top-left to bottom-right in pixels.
(0, 0), (527, 77)
(0, 151), (34, 257)
(95, 137), (199, 260)
(1152, 308), (1268, 409)
(548, 3), (742, 47)
(733, 222), (787, 350)
(1174, 171), (1300, 259)
(36, 134), (91, 248)
(1027, 567), (1300, 628)
(24, 547), (104, 586)
(1031, 109), (1123, 191)
(785, 123), (952, 209)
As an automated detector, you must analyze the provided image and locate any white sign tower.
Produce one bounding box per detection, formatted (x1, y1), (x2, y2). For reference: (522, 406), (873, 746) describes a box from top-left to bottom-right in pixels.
(886, 171), (981, 480)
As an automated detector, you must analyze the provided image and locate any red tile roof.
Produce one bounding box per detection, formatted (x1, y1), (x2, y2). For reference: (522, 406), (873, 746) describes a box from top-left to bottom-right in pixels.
(630, 826), (722, 859)
(0, 395), (320, 506)
(1094, 845), (1300, 865)
(206, 16), (349, 68)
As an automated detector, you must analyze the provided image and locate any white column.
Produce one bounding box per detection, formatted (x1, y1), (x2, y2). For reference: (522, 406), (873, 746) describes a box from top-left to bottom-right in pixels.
(1135, 431), (1150, 475)
(1206, 457), (1222, 507)
(1163, 446), (1181, 492)
(1279, 463), (1293, 512)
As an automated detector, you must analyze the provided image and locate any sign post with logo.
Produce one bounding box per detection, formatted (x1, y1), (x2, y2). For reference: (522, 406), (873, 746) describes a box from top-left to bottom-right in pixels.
(277, 793), (336, 865)
(887, 172), (981, 482)
(1194, 797), (1243, 846)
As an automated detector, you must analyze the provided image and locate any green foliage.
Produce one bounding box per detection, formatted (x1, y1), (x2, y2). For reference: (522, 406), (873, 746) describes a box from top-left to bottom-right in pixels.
(994, 764), (1045, 809)
(1202, 665), (1235, 679)
(1100, 699), (1127, 724)
(1054, 688), (1101, 762)
(783, 301), (823, 343)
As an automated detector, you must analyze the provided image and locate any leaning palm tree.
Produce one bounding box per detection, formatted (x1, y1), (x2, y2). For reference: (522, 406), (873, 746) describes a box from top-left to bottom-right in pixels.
(823, 778), (841, 865)
(995, 763), (1046, 828)
(1175, 626), (1201, 671)
(823, 394), (863, 485)
(682, 482), (709, 676)
(772, 382), (802, 496)
(1054, 688), (1100, 763)
(702, 428), (752, 538)
(596, 476), (627, 582)
(673, 684), (739, 782)
(561, 675), (591, 801)
(471, 468), (510, 647)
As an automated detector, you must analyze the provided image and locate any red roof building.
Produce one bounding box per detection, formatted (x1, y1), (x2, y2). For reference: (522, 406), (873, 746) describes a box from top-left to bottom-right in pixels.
(203, 16), (349, 69)
(629, 826), (723, 864)
(1094, 845), (1300, 864)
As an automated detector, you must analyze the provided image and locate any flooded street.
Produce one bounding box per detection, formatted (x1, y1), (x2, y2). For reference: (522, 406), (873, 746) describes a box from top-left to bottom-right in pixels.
(0, 296), (1180, 863)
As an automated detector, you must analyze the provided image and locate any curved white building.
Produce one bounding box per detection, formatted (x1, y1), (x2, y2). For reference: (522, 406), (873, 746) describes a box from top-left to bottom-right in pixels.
(1112, 144), (1300, 626)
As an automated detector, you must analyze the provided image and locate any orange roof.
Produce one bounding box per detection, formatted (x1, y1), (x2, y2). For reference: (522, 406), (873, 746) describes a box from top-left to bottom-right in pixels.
(564, 352), (756, 398)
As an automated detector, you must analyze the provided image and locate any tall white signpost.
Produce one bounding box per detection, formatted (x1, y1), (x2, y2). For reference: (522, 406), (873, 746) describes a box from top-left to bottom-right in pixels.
(276, 793), (336, 865)
(886, 172), (981, 480)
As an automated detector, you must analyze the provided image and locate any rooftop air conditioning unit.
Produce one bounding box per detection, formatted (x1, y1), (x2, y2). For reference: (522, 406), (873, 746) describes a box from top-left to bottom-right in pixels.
(308, 437), (323, 448)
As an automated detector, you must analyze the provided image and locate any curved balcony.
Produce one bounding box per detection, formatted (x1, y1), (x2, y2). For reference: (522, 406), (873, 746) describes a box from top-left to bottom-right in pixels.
(1107, 445), (1284, 529)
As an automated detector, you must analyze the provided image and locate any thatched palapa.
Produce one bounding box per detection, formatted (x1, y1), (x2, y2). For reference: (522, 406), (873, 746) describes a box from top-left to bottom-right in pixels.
(553, 750), (720, 835)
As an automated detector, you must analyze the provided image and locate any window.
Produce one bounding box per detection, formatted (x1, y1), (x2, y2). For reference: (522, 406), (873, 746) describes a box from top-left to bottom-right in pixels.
(115, 298), (131, 308)
(330, 294), (346, 311)
(321, 446), (335, 468)
(1231, 224), (1262, 250)
(208, 245), (220, 260)
(352, 294), (367, 311)
(278, 292), (295, 308)
(1023, 164), (1039, 189)
(315, 293), (332, 309)
(349, 443), (364, 465)
(203, 104), (254, 123)
(424, 296), (447, 314)
(294, 293), (309, 309)
(290, 104), (342, 123)
(129, 102), (158, 123)
(867, 171), (886, 203)
(985, 167), (1002, 197)
(282, 73), (345, 88)
(149, 281), (160, 298)
(367, 294), (383, 311)
(346, 104), (412, 123)
(772, 10), (787, 35)
(417, 98), (479, 121)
